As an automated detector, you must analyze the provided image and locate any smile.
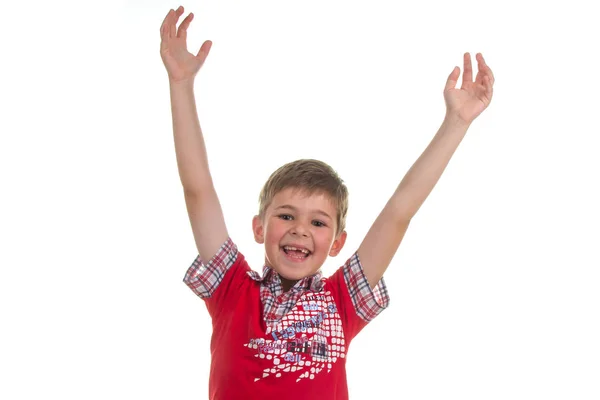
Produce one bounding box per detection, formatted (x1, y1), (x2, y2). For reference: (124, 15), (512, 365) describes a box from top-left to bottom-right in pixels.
(281, 246), (311, 261)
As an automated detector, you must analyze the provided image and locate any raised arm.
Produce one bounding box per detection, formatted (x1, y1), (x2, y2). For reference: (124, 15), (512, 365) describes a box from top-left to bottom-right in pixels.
(160, 6), (228, 261)
(358, 52), (495, 289)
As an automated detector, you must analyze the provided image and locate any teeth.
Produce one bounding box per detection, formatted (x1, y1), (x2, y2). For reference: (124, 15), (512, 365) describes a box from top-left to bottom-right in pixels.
(283, 246), (310, 254)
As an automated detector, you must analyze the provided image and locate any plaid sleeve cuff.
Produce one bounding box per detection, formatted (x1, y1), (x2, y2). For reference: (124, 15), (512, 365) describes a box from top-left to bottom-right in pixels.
(343, 251), (390, 322)
(183, 237), (238, 298)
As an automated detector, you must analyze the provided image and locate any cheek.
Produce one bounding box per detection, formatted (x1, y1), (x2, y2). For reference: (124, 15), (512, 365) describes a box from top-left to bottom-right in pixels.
(314, 230), (334, 250)
(265, 221), (285, 244)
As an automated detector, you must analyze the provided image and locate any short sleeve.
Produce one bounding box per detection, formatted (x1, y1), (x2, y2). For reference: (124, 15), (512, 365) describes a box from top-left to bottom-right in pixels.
(183, 237), (239, 298)
(343, 251), (389, 321)
(326, 251), (390, 340)
(183, 237), (254, 321)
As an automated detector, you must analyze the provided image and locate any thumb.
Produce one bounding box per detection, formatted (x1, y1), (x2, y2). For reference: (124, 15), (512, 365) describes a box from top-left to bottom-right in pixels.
(196, 40), (212, 60)
(444, 66), (460, 92)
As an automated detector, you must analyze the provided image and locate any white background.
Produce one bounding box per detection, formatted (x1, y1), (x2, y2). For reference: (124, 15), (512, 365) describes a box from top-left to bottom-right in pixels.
(1, 0), (599, 399)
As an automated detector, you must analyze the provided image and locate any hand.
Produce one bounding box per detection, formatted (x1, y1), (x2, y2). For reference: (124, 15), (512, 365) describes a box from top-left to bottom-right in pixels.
(160, 6), (212, 84)
(444, 53), (495, 124)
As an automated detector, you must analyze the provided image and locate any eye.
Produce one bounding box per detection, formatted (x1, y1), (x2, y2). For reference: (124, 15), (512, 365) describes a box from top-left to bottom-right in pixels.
(278, 214), (293, 221)
(312, 220), (326, 227)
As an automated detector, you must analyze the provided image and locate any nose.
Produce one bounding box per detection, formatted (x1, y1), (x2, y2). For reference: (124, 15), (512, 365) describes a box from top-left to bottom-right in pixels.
(291, 221), (309, 237)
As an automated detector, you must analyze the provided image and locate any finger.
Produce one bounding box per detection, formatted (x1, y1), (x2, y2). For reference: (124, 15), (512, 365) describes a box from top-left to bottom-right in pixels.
(169, 9), (176, 38)
(486, 65), (495, 85)
(445, 66), (460, 92)
(196, 40), (212, 60)
(461, 52), (473, 88)
(160, 9), (171, 41)
(178, 12), (194, 39)
(477, 53), (494, 85)
(170, 6), (184, 38)
(482, 75), (493, 103)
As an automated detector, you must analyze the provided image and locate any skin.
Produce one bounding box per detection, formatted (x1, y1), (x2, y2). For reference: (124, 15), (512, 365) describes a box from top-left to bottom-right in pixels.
(161, 6), (496, 291)
(252, 188), (347, 291)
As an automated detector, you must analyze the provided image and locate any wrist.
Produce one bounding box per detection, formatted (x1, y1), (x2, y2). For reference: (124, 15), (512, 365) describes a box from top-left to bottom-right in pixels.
(169, 78), (195, 90)
(443, 112), (472, 130)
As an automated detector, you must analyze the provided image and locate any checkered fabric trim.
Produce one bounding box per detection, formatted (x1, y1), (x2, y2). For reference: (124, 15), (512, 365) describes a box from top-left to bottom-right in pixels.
(183, 238), (389, 324)
(183, 238), (238, 298)
(247, 266), (324, 325)
(343, 251), (390, 322)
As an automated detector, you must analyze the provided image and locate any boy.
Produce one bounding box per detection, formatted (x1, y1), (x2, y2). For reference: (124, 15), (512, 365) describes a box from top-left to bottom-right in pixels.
(160, 5), (494, 400)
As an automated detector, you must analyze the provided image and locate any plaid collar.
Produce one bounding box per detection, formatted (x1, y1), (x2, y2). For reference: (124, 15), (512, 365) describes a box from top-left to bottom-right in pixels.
(256, 265), (324, 294)
(248, 265), (323, 326)
(246, 263), (325, 324)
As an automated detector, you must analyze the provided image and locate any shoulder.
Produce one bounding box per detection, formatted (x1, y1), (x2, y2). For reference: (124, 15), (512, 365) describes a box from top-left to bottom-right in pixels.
(325, 251), (390, 322)
(183, 237), (257, 299)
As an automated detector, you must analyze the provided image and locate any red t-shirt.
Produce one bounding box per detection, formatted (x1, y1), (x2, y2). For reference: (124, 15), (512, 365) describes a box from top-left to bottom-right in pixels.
(184, 238), (389, 400)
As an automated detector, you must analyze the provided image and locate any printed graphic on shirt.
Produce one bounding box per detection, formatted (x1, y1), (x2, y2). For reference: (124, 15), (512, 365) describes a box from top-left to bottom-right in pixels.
(243, 291), (346, 383)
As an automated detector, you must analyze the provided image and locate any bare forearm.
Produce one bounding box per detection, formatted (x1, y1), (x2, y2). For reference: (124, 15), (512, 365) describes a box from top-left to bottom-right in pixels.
(391, 114), (471, 219)
(169, 80), (213, 193)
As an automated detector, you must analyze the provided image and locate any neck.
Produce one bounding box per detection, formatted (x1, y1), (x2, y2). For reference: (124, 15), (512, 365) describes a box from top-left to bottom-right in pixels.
(280, 277), (297, 292)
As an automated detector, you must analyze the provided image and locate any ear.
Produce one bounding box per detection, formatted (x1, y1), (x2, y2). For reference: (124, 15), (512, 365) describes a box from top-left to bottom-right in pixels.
(252, 215), (265, 244)
(328, 230), (347, 257)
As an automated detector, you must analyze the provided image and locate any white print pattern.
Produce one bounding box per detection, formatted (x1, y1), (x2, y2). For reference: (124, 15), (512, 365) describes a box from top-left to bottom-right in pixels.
(243, 291), (346, 383)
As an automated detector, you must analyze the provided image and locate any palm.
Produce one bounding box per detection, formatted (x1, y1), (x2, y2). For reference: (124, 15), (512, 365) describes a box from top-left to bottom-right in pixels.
(160, 6), (212, 83)
(444, 53), (495, 123)
(162, 36), (203, 81)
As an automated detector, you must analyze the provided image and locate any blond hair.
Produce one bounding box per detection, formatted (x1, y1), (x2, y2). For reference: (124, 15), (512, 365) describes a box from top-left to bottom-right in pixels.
(258, 159), (348, 236)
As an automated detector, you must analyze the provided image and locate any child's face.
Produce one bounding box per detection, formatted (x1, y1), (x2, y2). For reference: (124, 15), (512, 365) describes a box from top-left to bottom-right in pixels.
(252, 187), (347, 282)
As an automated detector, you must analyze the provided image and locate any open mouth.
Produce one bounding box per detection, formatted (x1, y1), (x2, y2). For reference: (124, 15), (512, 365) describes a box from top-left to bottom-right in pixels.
(281, 245), (312, 260)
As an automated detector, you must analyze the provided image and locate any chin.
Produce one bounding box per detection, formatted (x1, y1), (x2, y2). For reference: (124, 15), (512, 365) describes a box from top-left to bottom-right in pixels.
(274, 247), (320, 280)
(277, 269), (310, 281)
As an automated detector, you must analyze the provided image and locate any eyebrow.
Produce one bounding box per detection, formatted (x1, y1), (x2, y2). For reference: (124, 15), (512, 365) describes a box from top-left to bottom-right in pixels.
(274, 205), (332, 220)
